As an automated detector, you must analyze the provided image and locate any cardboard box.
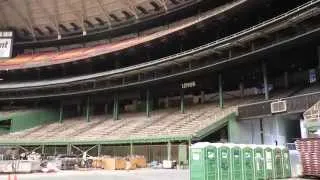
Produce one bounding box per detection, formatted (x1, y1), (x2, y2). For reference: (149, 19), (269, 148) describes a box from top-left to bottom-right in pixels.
(102, 158), (125, 170)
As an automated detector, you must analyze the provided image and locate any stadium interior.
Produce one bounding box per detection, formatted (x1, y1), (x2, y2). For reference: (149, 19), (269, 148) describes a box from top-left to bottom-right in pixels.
(0, 0), (319, 166)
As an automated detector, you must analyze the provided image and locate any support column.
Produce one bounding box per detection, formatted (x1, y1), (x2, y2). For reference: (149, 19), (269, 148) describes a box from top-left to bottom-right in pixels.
(262, 61), (269, 100)
(97, 144), (102, 157)
(180, 89), (185, 114)
(86, 96), (90, 122)
(130, 142), (134, 156)
(113, 93), (119, 120)
(284, 72), (289, 88)
(41, 145), (45, 155)
(239, 81), (244, 98)
(67, 144), (72, 156)
(218, 73), (224, 109)
(200, 91), (205, 104)
(59, 102), (63, 123)
(167, 141), (172, 161)
(146, 89), (150, 117)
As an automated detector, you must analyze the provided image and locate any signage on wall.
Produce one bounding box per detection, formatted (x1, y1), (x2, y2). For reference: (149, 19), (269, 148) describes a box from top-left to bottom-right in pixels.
(181, 81), (196, 89)
(0, 31), (13, 58)
(309, 69), (317, 83)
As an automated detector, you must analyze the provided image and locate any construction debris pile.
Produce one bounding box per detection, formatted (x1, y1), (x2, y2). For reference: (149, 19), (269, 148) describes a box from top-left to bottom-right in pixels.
(295, 138), (320, 178)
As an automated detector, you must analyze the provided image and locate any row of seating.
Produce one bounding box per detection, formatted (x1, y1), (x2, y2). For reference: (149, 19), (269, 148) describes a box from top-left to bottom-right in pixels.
(0, 88), (304, 142)
(0, 100), (242, 142)
(0, 0), (246, 70)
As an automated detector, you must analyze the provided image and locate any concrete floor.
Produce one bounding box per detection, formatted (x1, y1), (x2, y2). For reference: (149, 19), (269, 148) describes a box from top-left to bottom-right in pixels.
(0, 169), (189, 180)
(0, 169), (314, 180)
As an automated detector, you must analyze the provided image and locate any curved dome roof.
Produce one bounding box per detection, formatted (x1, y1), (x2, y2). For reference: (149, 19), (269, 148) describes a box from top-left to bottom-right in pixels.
(0, 0), (190, 40)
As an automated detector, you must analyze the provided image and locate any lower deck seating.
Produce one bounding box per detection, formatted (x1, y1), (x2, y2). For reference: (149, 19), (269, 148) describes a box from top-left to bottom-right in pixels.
(0, 101), (240, 142)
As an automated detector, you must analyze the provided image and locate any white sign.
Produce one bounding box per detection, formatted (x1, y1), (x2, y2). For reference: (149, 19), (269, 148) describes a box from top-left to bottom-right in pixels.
(0, 38), (12, 58)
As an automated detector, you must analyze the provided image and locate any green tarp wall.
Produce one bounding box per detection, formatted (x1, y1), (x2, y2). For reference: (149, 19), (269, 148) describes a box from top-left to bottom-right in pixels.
(0, 109), (59, 133)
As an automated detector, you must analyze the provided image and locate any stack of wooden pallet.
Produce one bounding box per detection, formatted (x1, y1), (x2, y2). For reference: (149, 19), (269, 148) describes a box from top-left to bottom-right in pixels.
(296, 138), (320, 177)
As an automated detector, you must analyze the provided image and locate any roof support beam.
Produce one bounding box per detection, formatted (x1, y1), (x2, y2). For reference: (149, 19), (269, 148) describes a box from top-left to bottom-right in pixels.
(65, 0), (87, 35)
(96, 0), (112, 28)
(0, 6), (9, 29)
(120, 0), (139, 19)
(36, 0), (61, 39)
(7, 0), (36, 39)
(155, 0), (168, 11)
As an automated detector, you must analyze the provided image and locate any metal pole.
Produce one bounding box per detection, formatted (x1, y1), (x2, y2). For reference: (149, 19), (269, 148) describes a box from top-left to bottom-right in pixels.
(262, 61), (269, 100)
(130, 142), (133, 157)
(167, 141), (172, 161)
(59, 102), (63, 123)
(146, 89), (150, 117)
(113, 93), (119, 120)
(180, 89), (185, 114)
(86, 96), (90, 122)
(97, 144), (102, 157)
(219, 73), (224, 109)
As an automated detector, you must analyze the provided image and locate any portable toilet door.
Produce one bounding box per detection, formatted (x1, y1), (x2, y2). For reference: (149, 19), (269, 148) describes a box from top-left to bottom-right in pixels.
(218, 144), (231, 180)
(281, 147), (292, 178)
(231, 145), (242, 180)
(264, 146), (275, 179)
(206, 144), (219, 180)
(273, 147), (283, 179)
(190, 143), (209, 180)
(254, 145), (266, 180)
(242, 146), (254, 180)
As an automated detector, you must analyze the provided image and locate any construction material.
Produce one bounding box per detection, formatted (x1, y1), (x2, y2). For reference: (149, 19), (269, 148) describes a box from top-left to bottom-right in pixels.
(101, 157), (126, 170)
(295, 138), (320, 177)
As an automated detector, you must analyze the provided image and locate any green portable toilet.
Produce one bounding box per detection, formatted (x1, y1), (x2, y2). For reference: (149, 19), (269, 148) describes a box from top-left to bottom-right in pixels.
(254, 145), (266, 180)
(231, 144), (242, 180)
(242, 145), (254, 180)
(206, 144), (219, 180)
(263, 146), (275, 179)
(218, 144), (231, 180)
(273, 147), (283, 179)
(281, 147), (291, 178)
(190, 142), (211, 180)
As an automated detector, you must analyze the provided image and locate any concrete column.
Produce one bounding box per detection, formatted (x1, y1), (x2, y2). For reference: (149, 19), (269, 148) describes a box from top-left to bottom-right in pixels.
(180, 89), (185, 114)
(113, 93), (119, 120)
(218, 73), (224, 109)
(59, 102), (63, 123)
(86, 96), (90, 122)
(262, 61), (269, 100)
(146, 89), (150, 117)
(167, 141), (172, 161)
(200, 91), (205, 104)
(239, 81), (244, 98)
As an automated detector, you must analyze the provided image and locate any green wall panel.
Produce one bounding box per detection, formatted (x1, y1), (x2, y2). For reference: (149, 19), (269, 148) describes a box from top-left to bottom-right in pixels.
(2, 109), (59, 132)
